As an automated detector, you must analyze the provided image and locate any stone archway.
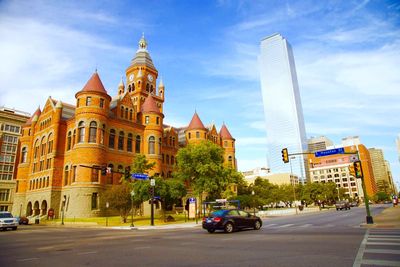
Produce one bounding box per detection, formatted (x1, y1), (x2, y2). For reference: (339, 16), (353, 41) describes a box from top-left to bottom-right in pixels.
(33, 201), (40, 216)
(41, 200), (48, 216)
(26, 202), (33, 216)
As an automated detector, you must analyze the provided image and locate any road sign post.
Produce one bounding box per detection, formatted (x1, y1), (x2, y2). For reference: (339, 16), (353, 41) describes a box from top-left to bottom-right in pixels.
(150, 178), (155, 226)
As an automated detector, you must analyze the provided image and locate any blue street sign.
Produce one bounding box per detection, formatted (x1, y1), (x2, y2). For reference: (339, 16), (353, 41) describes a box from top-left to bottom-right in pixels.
(132, 173), (149, 180)
(315, 147), (345, 157)
(189, 197), (196, 203)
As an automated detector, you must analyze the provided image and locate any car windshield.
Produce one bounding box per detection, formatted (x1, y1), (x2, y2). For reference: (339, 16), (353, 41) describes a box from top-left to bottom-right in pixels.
(0, 213), (13, 218)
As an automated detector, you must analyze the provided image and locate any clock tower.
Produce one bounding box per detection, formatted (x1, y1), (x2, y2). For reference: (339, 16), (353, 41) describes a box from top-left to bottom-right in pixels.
(126, 34), (164, 115)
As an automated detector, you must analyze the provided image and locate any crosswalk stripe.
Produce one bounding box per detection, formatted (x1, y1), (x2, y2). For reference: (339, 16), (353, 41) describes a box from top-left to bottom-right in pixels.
(367, 242), (400, 246)
(364, 249), (400, 254)
(361, 259), (400, 267)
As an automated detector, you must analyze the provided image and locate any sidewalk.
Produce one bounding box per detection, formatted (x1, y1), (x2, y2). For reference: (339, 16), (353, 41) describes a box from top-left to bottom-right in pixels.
(362, 205), (400, 229)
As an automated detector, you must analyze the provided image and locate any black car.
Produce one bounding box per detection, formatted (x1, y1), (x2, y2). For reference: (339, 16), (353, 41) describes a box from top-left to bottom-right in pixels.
(202, 209), (262, 233)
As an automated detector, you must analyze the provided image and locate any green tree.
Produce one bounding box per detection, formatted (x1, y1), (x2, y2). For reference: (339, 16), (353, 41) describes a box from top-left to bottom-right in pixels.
(175, 141), (231, 200)
(102, 182), (132, 222)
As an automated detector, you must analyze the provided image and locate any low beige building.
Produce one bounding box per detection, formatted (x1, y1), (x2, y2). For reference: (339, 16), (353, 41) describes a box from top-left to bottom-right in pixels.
(243, 167), (299, 186)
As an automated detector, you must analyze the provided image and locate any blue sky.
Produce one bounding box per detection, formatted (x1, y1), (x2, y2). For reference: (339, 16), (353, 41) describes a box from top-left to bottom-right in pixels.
(0, 0), (399, 189)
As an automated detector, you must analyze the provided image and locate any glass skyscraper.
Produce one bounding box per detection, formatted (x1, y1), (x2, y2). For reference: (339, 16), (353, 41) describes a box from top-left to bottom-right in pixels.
(259, 33), (308, 182)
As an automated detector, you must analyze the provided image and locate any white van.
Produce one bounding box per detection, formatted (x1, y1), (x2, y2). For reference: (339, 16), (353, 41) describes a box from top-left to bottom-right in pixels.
(0, 211), (18, 231)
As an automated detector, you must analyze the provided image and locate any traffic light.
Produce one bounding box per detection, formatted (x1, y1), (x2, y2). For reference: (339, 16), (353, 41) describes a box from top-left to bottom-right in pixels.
(353, 161), (363, 178)
(281, 148), (289, 163)
(124, 169), (130, 180)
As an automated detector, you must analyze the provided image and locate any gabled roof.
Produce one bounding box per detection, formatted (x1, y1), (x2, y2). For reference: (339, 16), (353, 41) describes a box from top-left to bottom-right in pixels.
(24, 107), (41, 126)
(141, 95), (160, 114)
(187, 112), (206, 131)
(78, 72), (107, 95)
(220, 123), (234, 140)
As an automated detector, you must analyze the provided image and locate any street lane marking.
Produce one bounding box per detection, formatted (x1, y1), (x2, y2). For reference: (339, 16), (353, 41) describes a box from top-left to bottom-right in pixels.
(353, 229), (368, 267)
(368, 237), (400, 241)
(17, 258), (39, 262)
(77, 251), (97, 255)
(361, 259), (400, 267)
(367, 242), (400, 246)
(299, 224), (312, 228)
(364, 249), (400, 254)
(279, 224), (294, 228)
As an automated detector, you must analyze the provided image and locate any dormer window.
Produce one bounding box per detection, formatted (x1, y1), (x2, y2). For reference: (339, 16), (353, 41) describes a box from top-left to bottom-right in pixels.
(86, 97), (92, 106)
(100, 98), (104, 108)
(145, 116), (149, 124)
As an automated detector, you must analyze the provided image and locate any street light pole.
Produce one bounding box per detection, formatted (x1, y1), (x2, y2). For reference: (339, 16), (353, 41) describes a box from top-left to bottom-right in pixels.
(130, 190), (135, 227)
(290, 156), (298, 215)
(251, 190), (256, 215)
(106, 202), (109, 227)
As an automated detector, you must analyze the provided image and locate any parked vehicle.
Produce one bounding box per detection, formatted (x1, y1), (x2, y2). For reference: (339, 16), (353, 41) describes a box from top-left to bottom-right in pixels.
(202, 209), (262, 233)
(16, 216), (29, 225)
(0, 211), (18, 231)
(350, 202), (358, 207)
(335, 201), (350, 210)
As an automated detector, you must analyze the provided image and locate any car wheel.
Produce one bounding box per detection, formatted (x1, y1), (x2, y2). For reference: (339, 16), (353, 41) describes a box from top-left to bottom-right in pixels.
(224, 222), (234, 233)
(254, 220), (262, 230)
(207, 229), (215, 233)
(336, 208), (339, 211)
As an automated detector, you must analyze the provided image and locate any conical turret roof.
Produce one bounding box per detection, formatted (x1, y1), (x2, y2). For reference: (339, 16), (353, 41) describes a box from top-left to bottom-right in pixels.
(141, 95), (160, 114)
(220, 123), (234, 140)
(79, 72), (107, 94)
(187, 112), (206, 131)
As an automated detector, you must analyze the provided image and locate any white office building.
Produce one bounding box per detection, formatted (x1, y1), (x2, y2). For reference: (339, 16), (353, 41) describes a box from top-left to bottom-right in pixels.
(259, 33), (308, 182)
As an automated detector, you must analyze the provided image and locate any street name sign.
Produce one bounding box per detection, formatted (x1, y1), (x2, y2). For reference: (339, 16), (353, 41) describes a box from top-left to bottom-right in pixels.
(315, 148), (345, 157)
(132, 173), (149, 180)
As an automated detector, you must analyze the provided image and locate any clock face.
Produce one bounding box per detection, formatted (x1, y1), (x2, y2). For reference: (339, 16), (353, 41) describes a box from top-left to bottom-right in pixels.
(147, 74), (153, 82)
(129, 74), (134, 81)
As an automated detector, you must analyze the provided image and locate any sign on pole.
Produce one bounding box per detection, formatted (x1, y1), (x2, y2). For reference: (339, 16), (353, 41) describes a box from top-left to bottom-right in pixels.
(132, 173), (149, 180)
(150, 178), (155, 187)
(189, 198), (196, 219)
(315, 148), (345, 157)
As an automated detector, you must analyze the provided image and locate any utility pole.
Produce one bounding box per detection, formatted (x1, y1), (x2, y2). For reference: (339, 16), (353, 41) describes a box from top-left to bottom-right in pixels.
(289, 156), (298, 215)
(150, 178), (155, 226)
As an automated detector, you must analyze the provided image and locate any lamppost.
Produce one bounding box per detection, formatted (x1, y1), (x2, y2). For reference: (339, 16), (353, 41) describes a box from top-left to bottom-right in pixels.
(105, 202), (109, 227)
(130, 190), (135, 227)
(61, 195), (66, 225)
(290, 156), (298, 215)
(251, 190), (256, 215)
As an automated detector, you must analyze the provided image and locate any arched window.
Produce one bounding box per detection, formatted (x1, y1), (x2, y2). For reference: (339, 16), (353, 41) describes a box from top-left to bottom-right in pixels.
(159, 137), (162, 154)
(47, 133), (53, 153)
(40, 136), (46, 156)
(72, 129), (76, 147)
(132, 83), (135, 91)
(100, 124), (105, 144)
(127, 133), (133, 152)
(148, 136), (155, 154)
(89, 121), (97, 143)
(150, 85), (153, 94)
(21, 147), (28, 163)
(188, 133), (191, 139)
(129, 109), (133, 120)
(146, 83), (150, 92)
(128, 84), (131, 92)
(120, 106), (124, 118)
(64, 166), (69, 186)
(196, 131), (200, 139)
(107, 164), (114, 184)
(67, 131), (72, 150)
(72, 166), (77, 183)
(78, 121), (85, 143)
(135, 135), (141, 153)
(118, 131), (124, 150)
(46, 177), (49, 187)
(228, 155), (233, 166)
(125, 108), (128, 119)
(109, 129), (115, 148)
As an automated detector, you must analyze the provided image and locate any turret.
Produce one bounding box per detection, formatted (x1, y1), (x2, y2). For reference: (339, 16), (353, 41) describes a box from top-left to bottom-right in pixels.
(118, 77), (125, 95)
(219, 123), (236, 169)
(141, 95), (164, 175)
(158, 77), (165, 100)
(185, 112), (207, 145)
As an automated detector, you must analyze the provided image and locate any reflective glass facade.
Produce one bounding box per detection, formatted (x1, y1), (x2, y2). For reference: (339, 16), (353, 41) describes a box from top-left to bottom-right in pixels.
(259, 33), (308, 182)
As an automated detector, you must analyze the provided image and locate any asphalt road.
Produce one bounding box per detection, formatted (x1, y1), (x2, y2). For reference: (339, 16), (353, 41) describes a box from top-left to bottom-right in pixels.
(0, 205), (390, 267)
